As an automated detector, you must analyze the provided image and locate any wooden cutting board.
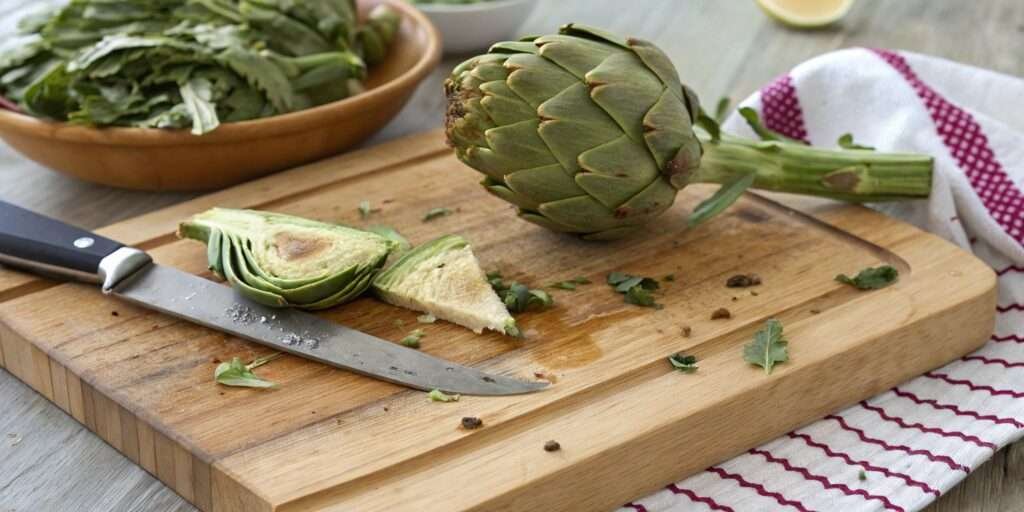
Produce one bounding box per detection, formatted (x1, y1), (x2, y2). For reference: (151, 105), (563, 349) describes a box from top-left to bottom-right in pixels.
(0, 130), (996, 512)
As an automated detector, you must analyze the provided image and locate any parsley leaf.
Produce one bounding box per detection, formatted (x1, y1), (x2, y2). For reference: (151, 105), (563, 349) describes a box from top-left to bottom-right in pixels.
(743, 319), (788, 374)
(423, 207), (453, 222)
(400, 328), (425, 348)
(427, 389), (460, 402)
(607, 272), (662, 308)
(549, 276), (591, 290)
(214, 352), (281, 388)
(835, 265), (899, 290)
(668, 353), (698, 373)
(488, 271), (553, 314)
(358, 200), (378, 219)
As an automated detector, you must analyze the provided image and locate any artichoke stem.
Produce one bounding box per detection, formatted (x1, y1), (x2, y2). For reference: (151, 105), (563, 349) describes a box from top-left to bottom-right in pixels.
(692, 134), (933, 202)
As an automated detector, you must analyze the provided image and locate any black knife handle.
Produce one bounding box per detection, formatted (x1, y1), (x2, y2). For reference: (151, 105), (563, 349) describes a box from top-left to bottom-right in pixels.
(0, 200), (125, 282)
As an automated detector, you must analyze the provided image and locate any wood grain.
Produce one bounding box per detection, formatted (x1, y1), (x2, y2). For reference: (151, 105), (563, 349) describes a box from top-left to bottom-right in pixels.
(0, 0), (1021, 511)
(0, 129), (998, 511)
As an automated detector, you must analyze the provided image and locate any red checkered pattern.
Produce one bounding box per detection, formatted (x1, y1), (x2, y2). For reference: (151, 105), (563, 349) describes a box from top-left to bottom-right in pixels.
(759, 74), (810, 144)
(873, 49), (1024, 245)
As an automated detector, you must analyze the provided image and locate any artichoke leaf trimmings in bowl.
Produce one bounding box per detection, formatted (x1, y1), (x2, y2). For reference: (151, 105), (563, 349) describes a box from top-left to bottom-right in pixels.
(178, 208), (394, 309)
(372, 235), (518, 336)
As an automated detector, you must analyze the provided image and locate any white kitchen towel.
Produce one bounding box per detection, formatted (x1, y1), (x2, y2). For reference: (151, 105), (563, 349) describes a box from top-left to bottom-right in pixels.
(618, 48), (1024, 512)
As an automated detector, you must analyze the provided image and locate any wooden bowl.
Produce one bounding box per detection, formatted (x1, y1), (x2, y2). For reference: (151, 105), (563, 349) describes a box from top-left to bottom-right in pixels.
(0, 0), (441, 191)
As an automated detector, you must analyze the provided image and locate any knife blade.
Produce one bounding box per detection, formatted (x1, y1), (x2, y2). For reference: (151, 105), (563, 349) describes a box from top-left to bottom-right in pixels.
(0, 200), (546, 396)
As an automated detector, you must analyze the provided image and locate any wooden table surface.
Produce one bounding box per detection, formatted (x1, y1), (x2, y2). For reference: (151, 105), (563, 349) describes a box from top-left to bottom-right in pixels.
(0, 1), (1021, 510)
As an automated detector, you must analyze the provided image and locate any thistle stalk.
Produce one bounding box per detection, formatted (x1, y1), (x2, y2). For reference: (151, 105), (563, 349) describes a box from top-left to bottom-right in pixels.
(693, 133), (933, 202)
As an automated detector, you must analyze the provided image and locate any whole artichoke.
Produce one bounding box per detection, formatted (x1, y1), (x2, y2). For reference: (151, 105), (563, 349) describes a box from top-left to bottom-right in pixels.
(445, 24), (933, 239)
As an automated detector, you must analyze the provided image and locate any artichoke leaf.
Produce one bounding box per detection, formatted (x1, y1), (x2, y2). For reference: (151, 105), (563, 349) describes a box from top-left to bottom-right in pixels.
(489, 40), (540, 56)
(220, 232), (290, 308)
(642, 88), (699, 172)
(483, 119), (560, 170)
(585, 51), (665, 144)
(538, 195), (634, 233)
(483, 179), (541, 210)
(503, 53), (580, 109)
(478, 81), (535, 125)
(518, 211), (580, 233)
(506, 163), (586, 204)
(536, 82), (623, 174)
(533, 33), (616, 78)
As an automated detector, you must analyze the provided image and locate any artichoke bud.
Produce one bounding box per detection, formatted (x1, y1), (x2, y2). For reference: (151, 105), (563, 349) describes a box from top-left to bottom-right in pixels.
(444, 24), (702, 239)
(178, 208), (394, 310)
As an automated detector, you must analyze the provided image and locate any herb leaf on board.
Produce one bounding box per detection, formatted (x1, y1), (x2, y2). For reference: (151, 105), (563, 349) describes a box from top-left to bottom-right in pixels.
(743, 319), (788, 374)
(488, 271), (553, 314)
(400, 329), (425, 348)
(607, 272), (662, 309)
(668, 353), (698, 373)
(423, 207), (453, 222)
(549, 276), (592, 290)
(427, 389), (460, 402)
(214, 352), (282, 388)
(835, 265), (899, 290)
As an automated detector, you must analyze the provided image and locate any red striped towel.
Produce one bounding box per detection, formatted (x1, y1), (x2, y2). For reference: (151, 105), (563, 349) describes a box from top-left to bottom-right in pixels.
(621, 49), (1024, 512)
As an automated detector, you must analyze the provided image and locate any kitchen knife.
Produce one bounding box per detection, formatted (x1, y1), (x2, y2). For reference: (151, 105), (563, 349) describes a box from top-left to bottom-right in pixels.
(0, 200), (546, 396)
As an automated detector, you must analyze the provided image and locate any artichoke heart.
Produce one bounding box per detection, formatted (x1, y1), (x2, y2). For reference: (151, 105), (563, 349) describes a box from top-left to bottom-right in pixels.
(178, 208), (393, 309)
(372, 235), (517, 336)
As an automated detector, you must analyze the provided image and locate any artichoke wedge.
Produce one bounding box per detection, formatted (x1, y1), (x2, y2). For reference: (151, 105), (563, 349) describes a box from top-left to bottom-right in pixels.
(373, 235), (518, 336)
(178, 208), (393, 309)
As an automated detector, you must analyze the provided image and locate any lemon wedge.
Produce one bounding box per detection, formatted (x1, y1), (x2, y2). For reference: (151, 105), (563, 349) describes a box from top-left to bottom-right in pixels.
(756, 0), (855, 28)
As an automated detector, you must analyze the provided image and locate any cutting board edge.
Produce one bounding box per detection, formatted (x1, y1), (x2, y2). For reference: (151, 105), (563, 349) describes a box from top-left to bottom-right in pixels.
(258, 258), (997, 512)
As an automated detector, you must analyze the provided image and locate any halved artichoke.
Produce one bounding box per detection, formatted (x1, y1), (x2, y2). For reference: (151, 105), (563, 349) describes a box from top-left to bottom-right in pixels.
(372, 235), (517, 336)
(178, 208), (394, 309)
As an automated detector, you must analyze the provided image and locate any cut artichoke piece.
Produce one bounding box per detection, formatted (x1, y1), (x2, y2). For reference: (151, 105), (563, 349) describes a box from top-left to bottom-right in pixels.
(372, 235), (517, 336)
(178, 208), (393, 310)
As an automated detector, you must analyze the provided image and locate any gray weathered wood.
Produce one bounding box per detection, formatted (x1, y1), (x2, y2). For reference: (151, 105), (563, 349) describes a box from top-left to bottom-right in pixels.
(0, 0), (1021, 510)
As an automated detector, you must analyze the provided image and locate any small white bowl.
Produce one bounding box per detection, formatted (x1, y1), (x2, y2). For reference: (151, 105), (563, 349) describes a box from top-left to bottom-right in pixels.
(413, 0), (538, 54)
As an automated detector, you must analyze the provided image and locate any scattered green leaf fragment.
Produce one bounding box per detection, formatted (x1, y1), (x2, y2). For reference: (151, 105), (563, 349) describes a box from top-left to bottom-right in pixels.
(743, 319), (789, 375)
(417, 313), (436, 324)
(400, 329), (425, 348)
(858, 470), (867, 481)
(668, 353), (698, 373)
(625, 285), (661, 308)
(427, 389), (460, 402)
(393, 319), (405, 328)
(488, 271), (554, 314)
(214, 352), (282, 389)
(423, 207), (453, 222)
(549, 276), (591, 290)
(837, 133), (875, 151)
(835, 265), (899, 290)
(358, 200), (380, 219)
(607, 272), (662, 309)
